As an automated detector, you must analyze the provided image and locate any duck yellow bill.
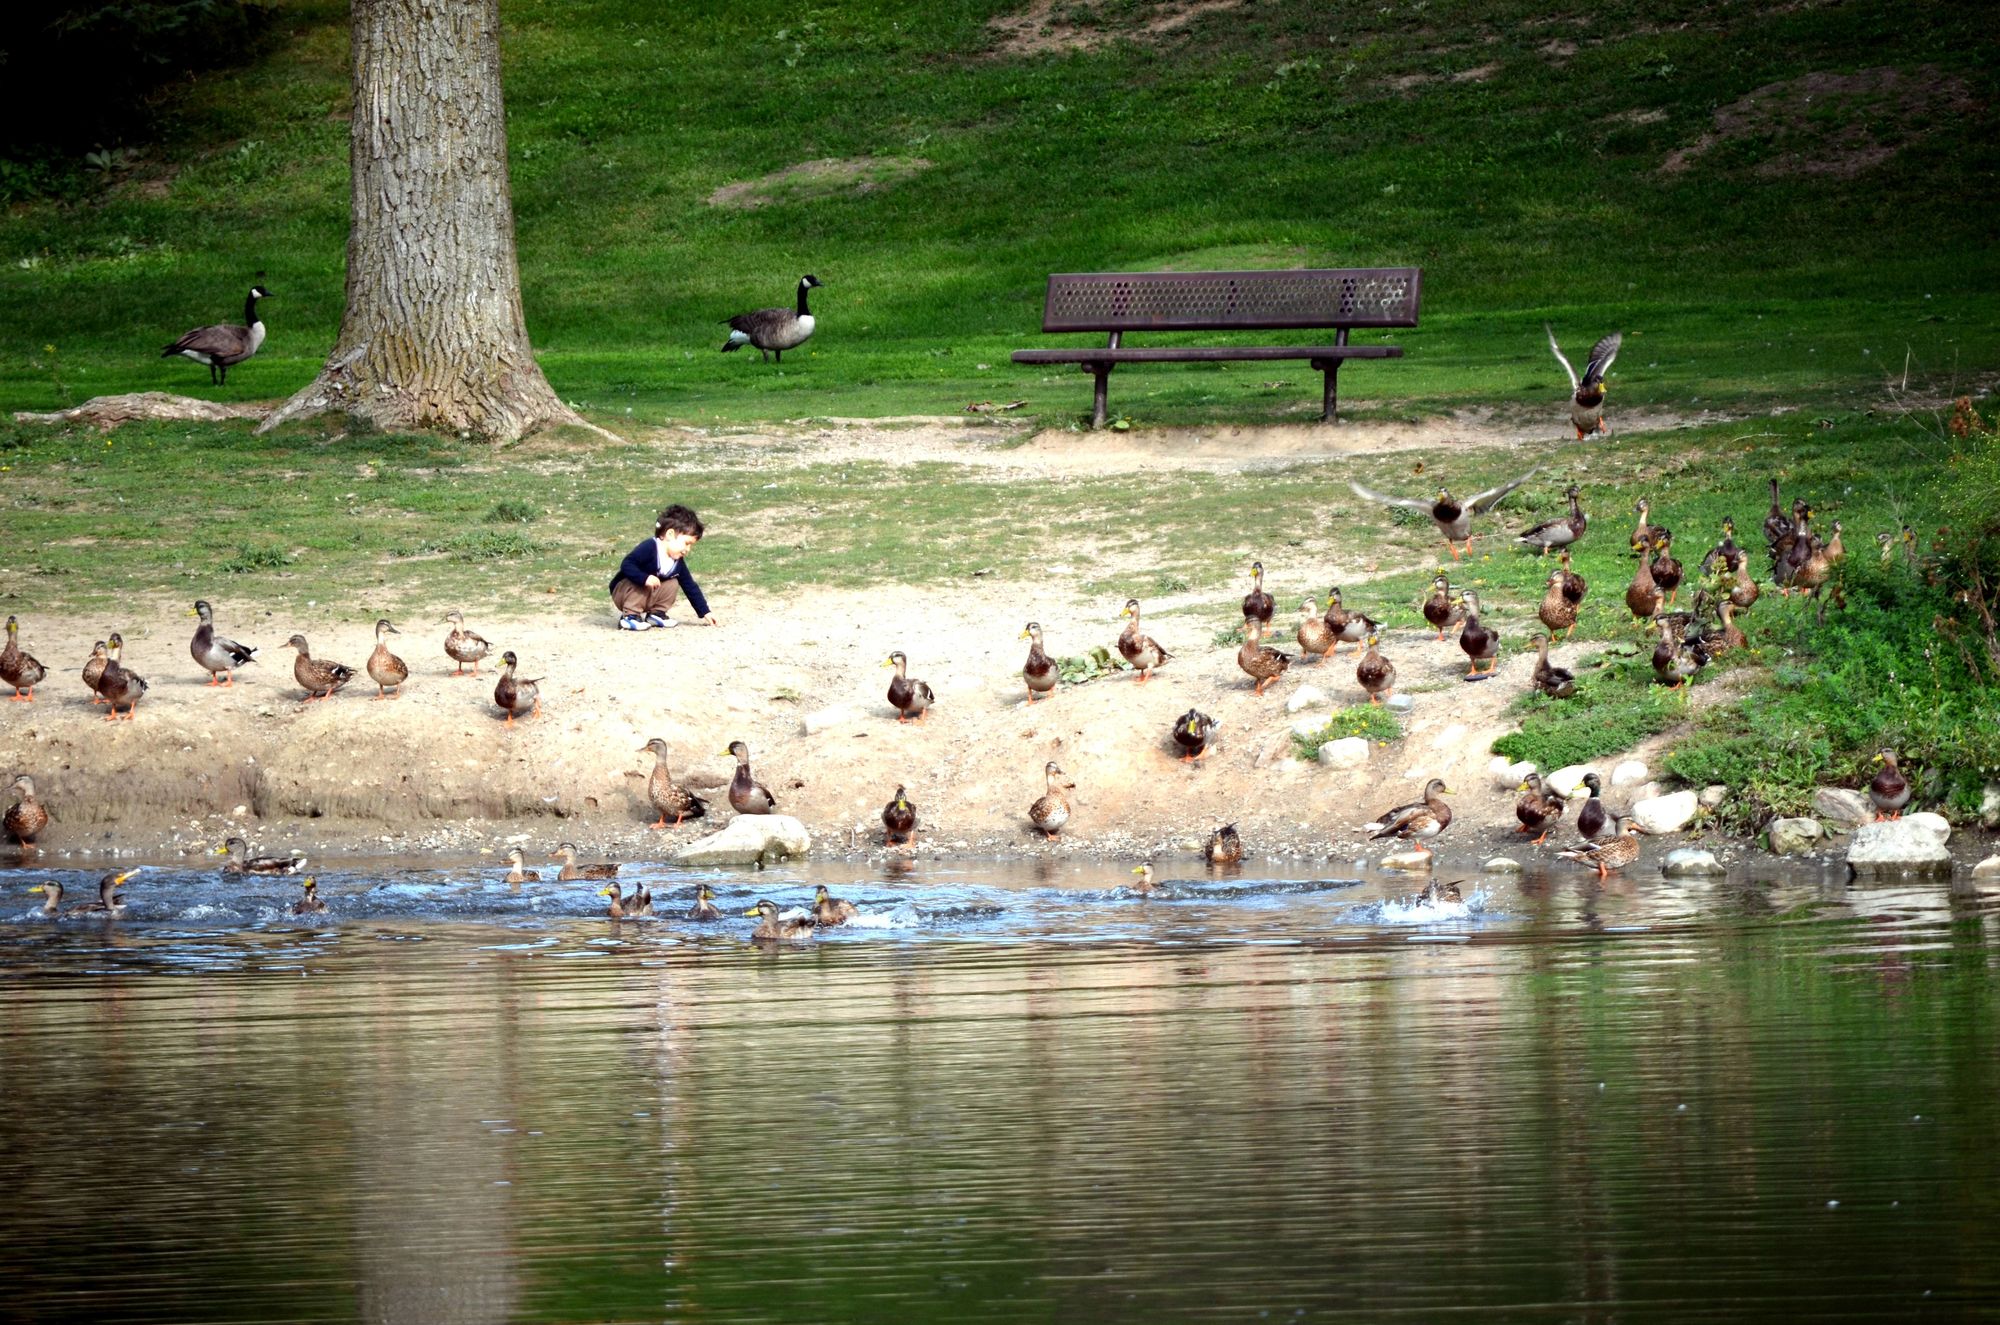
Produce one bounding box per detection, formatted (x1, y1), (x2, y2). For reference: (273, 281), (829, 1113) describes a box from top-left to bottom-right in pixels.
(597, 886), (616, 897)
(27, 885), (44, 894)
(742, 905), (762, 917)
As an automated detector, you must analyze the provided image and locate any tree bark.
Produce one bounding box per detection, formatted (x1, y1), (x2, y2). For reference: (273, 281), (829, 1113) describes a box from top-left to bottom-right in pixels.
(261, 0), (584, 442)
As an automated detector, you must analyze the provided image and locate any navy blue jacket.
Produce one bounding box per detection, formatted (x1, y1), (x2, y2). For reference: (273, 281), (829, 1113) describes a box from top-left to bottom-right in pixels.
(610, 538), (710, 618)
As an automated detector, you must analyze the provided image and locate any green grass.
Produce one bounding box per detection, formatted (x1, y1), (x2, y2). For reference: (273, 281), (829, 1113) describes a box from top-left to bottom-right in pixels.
(1293, 703), (1403, 760)
(0, 0), (1994, 425)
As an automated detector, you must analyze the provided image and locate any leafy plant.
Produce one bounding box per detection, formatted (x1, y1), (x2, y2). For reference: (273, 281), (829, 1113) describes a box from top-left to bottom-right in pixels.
(1293, 704), (1403, 759)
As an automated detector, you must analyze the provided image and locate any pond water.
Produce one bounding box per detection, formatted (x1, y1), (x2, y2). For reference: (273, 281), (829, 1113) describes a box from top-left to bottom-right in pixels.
(2, 856), (1996, 1322)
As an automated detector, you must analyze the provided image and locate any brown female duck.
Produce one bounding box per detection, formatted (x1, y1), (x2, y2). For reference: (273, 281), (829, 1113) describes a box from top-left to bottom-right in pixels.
(1237, 618), (1291, 696)
(1422, 573), (1457, 641)
(1700, 517), (1742, 578)
(1205, 823), (1243, 866)
(219, 835), (307, 876)
(1129, 864), (1160, 896)
(1172, 709), (1217, 761)
(814, 884), (858, 926)
(1020, 622), (1058, 703)
(1530, 633), (1577, 699)
(1649, 531), (1684, 608)
(1725, 548), (1761, 613)
(1117, 599), (1170, 682)
(1296, 598), (1334, 663)
(885, 651), (935, 723)
(597, 882), (650, 919)
(1538, 569), (1580, 641)
(1762, 478), (1793, 553)
(1516, 484), (1588, 555)
(1791, 520), (1844, 597)
(1322, 588), (1379, 656)
(291, 877), (328, 916)
(688, 883), (723, 921)
(89, 633), (129, 704)
(1350, 466), (1541, 561)
(1557, 547), (1588, 608)
(81, 639), (109, 703)
(1558, 820), (1645, 879)
(1242, 561), (1276, 625)
(1630, 499), (1667, 558)
(1, 616), (47, 702)
(724, 740), (778, 815)
(1514, 773), (1567, 845)
(282, 634), (354, 703)
(443, 610), (491, 677)
(6, 774), (49, 848)
(1455, 591), (1499, 679)
(1868, 749), (1911, 820)
(882, 784), (917, 845)
(745, 899), (816, 942)
(27, 879), (63, 915)
(190, 600), (259, 686)
(503, 847), (540, 884)
(1363, 779), (1454, 855)
(1356, 632), (1396, 704)
(1625, 544), (1663, 623)
(1651, 618), (1700, 689)
(1029, 760), (1074, 839)
(552, 842), (620, 881)
(494, 652), (541, 725)
(366, 618), (409, 700)
(640, 738), (708, 828)
(96, 641), (148, 722)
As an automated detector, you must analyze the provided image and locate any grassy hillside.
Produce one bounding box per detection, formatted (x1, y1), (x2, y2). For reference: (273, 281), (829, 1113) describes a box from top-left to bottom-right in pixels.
(0, 0), (1995, 423)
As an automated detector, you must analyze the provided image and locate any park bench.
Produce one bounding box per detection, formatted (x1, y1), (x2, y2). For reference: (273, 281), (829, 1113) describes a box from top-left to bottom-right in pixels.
(1011, 267), (1422, 428)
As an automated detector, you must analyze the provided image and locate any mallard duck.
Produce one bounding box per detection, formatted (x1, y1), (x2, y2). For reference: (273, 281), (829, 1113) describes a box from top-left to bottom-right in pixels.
(96, 644), (148, 722)
(1422, 573), (1457, 640)
(1129, 864), (1160, 896)
(1711, 599), (1747, 654)
(1296, 598), (1334, 663)
(1575, 773), (1609, 842)
(1236, 618), (1291, 696)
(291, 877), (328, 916)
(81, 639), (109, 703)
(1516, 484), (1588, 555)
(1416, 879), (1464, 905)
(1538, 570), (1580, 641)
(1205, 823), (1243, 865)
(503, 847), (541, 884)
(161, 284), (268, 385)
(27, 880), (62, 915)
(1869, 749), (1911, 820)
(282, 634), (354, 703)
(1455, 591), (1499, 679)
(1322, 588), (1379, 656)
(218, 835), (306, 876)
(89, 633), (129, 704)
(1514, 773), (1567, 844)
(814, 884), (858, 926)
(885, 650), (934, 724)
(724, 741), (778, 815)
(722, 275), (821, 363)
(1363, 779), (1453, 855)
(1242, 561), (1276, 624)
(1, 615), (47, 702)
(1020, 623), (1058, 703)
(597, 882), (648, 919)
(366, 618), (409, 700)
(1350, 465), (1542, 560)
(552, 842), (620, 881)
(189, 599), (259, 686)
(1356, 631), (1396, 704)
(6, 774), (49, 848)
(1792, 520), (1844, 597)
(1630, 499), (1667, 557)
(1700, 517), (1742, 577)
(640, 738), (708, 828)
(1558, 820), (1645, 879)
(1172, 708), (1217, 761)
(1725, 549), (1761, 613)
(1029, 760), (1074, 839)
(1649, 531), (1684, 608)
(1762, 477), (1793, 553)
(1557, 547), (1587, 606)
(1530, 633), (1577, 698)
(62, 869), (136, 917)
(1897, 523), (1919, 567)
(1626, 544), (1664, 623)
(882, 784), (917, 845)
(1117, 599), (1170, 682)
(493, 651), (541, 725)
(745, 898), (816, 941)
(443, 610), (491, 677)
(688, 883), (723, 921)
(1772, 503), (1813, 593)
(1547, 325), (1621, 438)
(1876, 530), (1898, 564)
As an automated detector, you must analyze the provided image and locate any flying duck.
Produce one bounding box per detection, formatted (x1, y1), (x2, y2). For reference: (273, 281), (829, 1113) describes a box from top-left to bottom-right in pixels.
(722, 275), (821, 363)
(1546, 325), (1621, 438)
(1350, 465), (1542, 560)
(162, 285), (270, 385)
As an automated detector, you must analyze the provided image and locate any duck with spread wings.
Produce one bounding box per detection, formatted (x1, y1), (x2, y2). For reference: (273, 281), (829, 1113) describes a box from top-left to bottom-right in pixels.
(1350, 465), (1542, 561)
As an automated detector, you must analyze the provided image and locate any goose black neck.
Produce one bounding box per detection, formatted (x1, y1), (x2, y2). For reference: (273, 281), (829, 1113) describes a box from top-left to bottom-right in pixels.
(244, 290), (264, 327)
(796, 281), (812, 316)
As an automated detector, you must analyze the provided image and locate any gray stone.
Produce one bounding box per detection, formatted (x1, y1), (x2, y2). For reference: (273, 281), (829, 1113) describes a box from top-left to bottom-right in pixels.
(1290, 714), (1329, 739)
(1972, 855), (2000, 879)
(1812, 787), (1872, 829)
(1482, 856), (1524, 873)
(1285, 684), (1330, 714)
(1632, 790), (1698, 835)
(673, 814), (812, 866)
(1611, 759), (1649, 788)
(1903, 811), (1951, 845)
(1662, 847), (1727, 877)
(1319, 736), (1370, 770)
(1379, 850), (1435, 872)
(1845, 820), (1952, 876)
(1767, 817), (1824, 856)
(1385, 693), (1415, 712)
(1699, 784), (1729, 809)
(1981, 783), (2000, 830)
(1490, 756), (1536, 790)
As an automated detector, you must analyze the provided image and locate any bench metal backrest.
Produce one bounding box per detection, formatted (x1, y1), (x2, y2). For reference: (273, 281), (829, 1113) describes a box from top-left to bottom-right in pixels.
(1038, 268), (1422, 334)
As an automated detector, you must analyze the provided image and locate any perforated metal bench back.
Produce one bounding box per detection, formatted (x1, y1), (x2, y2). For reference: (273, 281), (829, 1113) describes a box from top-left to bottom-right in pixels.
(1039, 268), (1422, 334)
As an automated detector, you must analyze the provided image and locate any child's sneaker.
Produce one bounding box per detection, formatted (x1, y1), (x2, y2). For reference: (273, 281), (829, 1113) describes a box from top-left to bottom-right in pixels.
(618, 613), (650, 631)
(645, 613), (674, 629)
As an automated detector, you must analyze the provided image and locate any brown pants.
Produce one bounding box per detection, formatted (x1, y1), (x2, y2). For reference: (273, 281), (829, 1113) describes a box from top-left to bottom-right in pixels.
(610, 577), (681, 617)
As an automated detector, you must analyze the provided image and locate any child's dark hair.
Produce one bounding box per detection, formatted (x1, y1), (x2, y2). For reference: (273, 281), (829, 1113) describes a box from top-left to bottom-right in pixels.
(656, 504), (705, 539)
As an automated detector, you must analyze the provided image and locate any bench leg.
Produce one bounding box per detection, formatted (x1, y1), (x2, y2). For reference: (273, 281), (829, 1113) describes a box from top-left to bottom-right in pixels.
(1313, 358), (1341, 423)
(1087, 364), (1112, 429)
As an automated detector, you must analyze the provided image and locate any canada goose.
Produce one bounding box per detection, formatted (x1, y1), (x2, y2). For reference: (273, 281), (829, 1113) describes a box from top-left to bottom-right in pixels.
(162, 285), (270, 385)
(722, 274), (821, 362)
(1546, 325), (1621, 438)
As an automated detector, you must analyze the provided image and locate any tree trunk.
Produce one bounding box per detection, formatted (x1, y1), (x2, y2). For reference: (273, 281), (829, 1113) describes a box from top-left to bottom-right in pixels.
(260, 0), (584, 443)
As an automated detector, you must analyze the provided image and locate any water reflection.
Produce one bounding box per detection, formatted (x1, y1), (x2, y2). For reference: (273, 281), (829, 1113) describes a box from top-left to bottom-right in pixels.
(0, 858), (1996, 1321)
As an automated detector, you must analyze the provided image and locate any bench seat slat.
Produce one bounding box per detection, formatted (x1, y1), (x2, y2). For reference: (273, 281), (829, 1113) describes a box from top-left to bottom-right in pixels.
(1012, 346), (1402, 364)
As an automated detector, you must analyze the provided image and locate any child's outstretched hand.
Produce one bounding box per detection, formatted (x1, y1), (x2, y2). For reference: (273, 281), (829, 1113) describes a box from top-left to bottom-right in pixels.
(700, 613), (721, 626)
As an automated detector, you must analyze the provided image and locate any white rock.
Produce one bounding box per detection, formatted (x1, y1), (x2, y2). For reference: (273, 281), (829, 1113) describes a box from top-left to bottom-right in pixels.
(1291, 714), (1328, 739)
(1981, 784), (2000, 830)
(1546, 765), (1594, 799)
(1490, 757), (1536, 790)
(1611, 760), (1649, 787)
(800, 704), (859, 736)
(1662, 847), (1726, 877)
(1285, 685), (1330, 714)
(1428, 723), (1468, 751)
(1385, 694), (1415, 712)
(1482, 856), (1523, 873)
(1699, 784), (1729, 809)
(1319, 737), (1370, 769)
(673, 814), (811, 866)
(1767, 817), (1823, 856)
(1379, 850), (1434, 872)
(1903, 811), (1951, 845)
(1632, 790), (1698, 835)
(1846, 820), (1952, 875)
(1812, 787), (1872, 828)
(1971, 854), (2000, 878)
